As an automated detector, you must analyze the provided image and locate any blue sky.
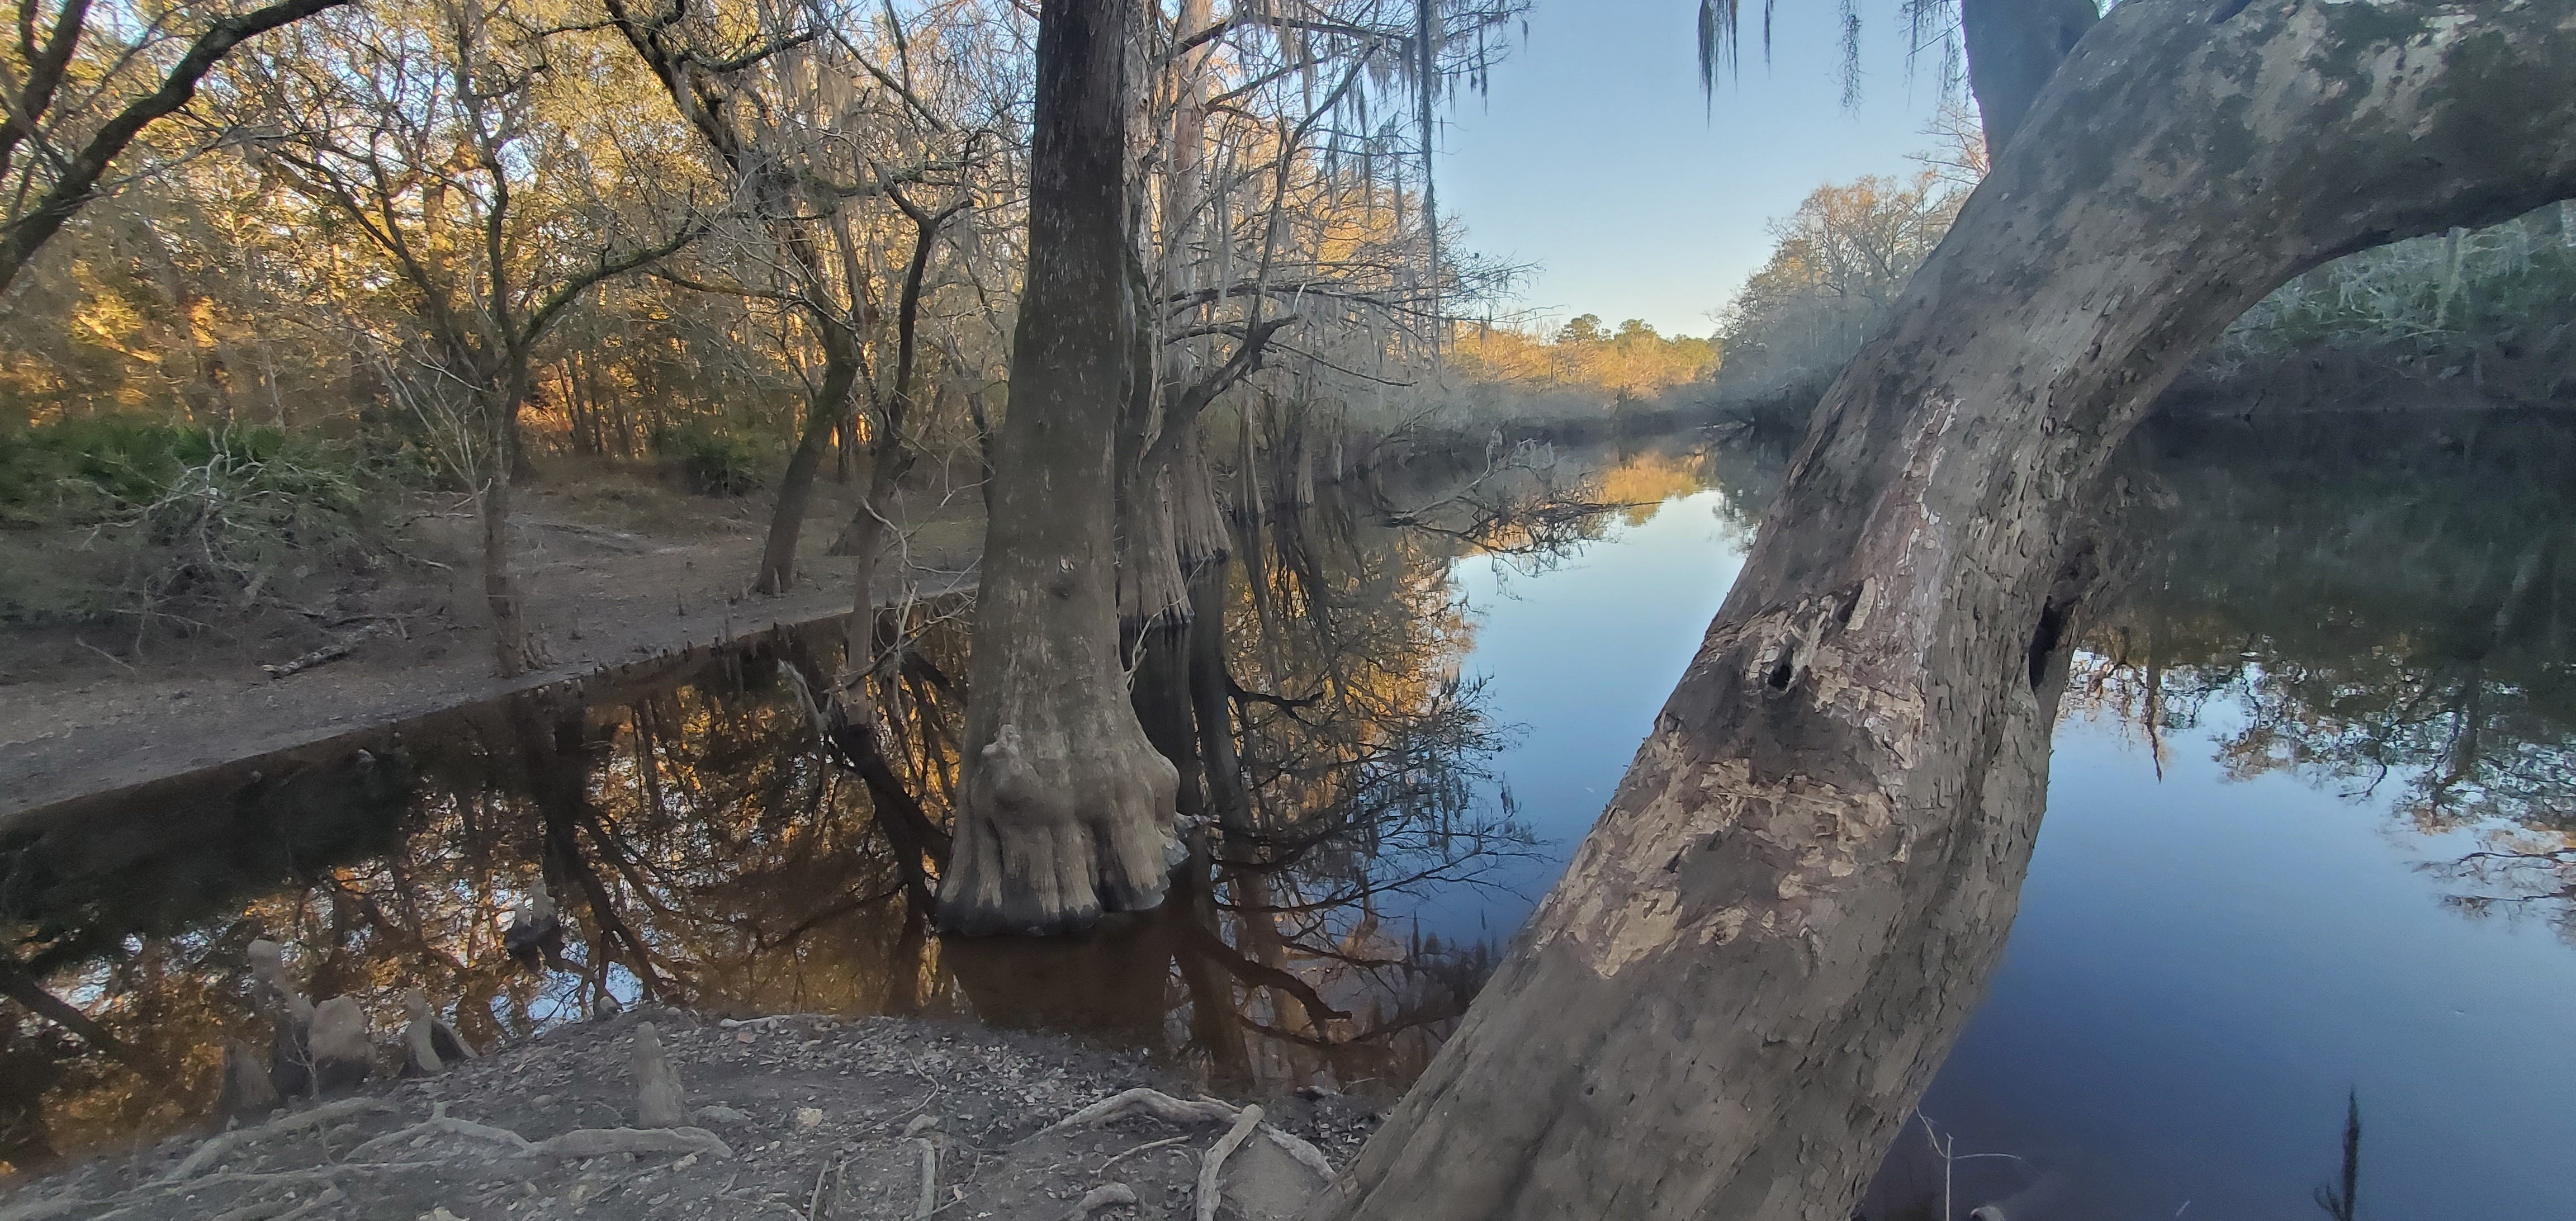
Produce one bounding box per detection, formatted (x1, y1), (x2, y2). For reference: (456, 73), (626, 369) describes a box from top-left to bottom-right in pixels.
(1438, 0), (1962, 337)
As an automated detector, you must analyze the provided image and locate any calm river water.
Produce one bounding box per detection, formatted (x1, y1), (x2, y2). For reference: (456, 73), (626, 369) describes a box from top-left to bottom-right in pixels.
(4, 411), (2572, 1220)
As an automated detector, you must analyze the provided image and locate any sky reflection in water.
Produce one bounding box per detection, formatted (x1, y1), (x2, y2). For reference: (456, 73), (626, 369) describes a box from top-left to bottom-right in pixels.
(1421, 428), (2576, 1221)
(6, 424), (2574, 1221)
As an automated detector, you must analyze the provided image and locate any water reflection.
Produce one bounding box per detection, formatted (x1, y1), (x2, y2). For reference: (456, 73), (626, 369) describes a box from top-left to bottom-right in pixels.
(7, 413), (2574, 1215)
(2085, 410), (2576, 930)
(0, 441), (1652, 1170)
(1867, 409), (2576, 1221)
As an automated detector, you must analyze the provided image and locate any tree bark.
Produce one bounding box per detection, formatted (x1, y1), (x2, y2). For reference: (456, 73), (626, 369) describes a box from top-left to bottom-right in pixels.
(756, 326), (861, 594)
(1959, 0), (2097, 153)
(481, 373), (547, 677)
(940, 0), (1180, 936)
(1315, 3), (2576, 1218)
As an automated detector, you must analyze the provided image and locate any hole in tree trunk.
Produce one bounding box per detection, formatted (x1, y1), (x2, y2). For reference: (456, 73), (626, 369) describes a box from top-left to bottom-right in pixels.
(1765, 639), (1800, 691)
(2028, 598), (2075, 692)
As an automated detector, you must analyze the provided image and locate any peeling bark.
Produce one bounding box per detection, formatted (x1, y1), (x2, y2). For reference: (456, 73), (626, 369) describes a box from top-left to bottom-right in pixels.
(1319, 3), (2576, 1218)
(941, 0), (1180, 936)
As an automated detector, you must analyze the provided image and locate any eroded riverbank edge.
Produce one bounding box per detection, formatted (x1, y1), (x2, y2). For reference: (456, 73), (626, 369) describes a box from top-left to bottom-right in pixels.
(0, 567), (970, 829)
(0, 1005), (1376, 1220)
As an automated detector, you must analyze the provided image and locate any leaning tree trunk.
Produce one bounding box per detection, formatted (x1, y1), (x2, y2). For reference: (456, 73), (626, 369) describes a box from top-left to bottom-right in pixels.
(755, 324), (861, 594)
(1315, 2), (2576, 1219)
(939, 0), (1179, 936)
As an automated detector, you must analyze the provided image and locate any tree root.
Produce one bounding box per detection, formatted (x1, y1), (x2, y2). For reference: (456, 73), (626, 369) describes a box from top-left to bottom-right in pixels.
(13, 1161), (429, 1221)
(1060, 1183), (1139, 1220)
(1195, 1105), (1262, 1221)
(540, 1126), (735, 1160)
(1254, 1126), (1335, 1184)
(1047, 1088), (1334, 1184)
(347, 1105), (537, 1161)
(168, 1097), (734, 1193)
(0, 1194), (102, 1221)
(1045, 1088), (1236, 1133)
(160, 1097), (401, 1181)
(209, 1185), (344, 1221)
(912, 1138), (939, 1219)
(634, 1020), (688, 1127)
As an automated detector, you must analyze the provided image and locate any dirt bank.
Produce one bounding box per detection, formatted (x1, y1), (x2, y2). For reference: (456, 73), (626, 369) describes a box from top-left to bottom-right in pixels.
(0, 1006), (1373, 1220)
(0, 470), (979, 822)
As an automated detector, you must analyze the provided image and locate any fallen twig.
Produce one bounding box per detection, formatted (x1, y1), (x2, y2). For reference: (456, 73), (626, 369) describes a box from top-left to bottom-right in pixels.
(73, 636), (134, 672)
(1093, 1134), (1192, 1177)
(263, 624), (382, 680)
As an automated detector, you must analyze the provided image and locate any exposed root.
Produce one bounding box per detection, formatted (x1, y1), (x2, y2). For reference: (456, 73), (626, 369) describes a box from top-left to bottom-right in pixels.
(159, 1097), (400, 1181)
(207, 1185), (344, 1221)
(912, 1138), (939, 1219)
(1060, 1183), (1139, 1220)
(1195, 1105), (1262, 1221)
(539, 1126), (735, 1160)
(1045, 1088), (1237, 1134)
(0, 1194), (100, 1221)
(1257, 1127), (1336, 1184)
(1046, 1087), (1334, 1184)
(346, 1105), (537, 1161)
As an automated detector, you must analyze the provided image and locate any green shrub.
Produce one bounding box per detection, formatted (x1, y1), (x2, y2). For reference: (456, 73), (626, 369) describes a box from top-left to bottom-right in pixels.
(654, 423), (766, 496)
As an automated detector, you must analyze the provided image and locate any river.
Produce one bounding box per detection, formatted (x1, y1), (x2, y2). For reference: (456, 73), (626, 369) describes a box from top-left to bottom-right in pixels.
(4, 411), (2571, 1220)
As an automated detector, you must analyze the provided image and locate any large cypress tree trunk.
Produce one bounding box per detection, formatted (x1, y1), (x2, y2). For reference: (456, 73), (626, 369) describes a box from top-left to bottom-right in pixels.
(940, 0), (1180, 936)
(1316, 2), (2576, 1218)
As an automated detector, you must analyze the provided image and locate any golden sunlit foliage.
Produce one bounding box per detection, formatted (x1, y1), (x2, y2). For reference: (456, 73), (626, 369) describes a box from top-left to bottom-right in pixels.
(1451, 315), (1715, 399)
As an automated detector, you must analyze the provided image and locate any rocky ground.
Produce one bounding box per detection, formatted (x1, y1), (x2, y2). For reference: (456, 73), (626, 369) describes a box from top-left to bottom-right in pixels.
(0, 1008), (1372, 1221)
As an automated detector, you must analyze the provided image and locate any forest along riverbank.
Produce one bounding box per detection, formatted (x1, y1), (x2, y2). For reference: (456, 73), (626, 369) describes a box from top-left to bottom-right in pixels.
(0, 1006), (1374, 1221)
(6, 419), (2575, 1219)
(0, 410), (1685, 824)
(0, 439), (1685, 1169)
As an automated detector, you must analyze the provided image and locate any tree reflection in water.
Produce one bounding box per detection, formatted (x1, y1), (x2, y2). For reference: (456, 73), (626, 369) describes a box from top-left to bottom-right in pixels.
(0, 444), (1632, 1171)
(11, 417), (2569, 1179)
(2063, 411), (2576, 935)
